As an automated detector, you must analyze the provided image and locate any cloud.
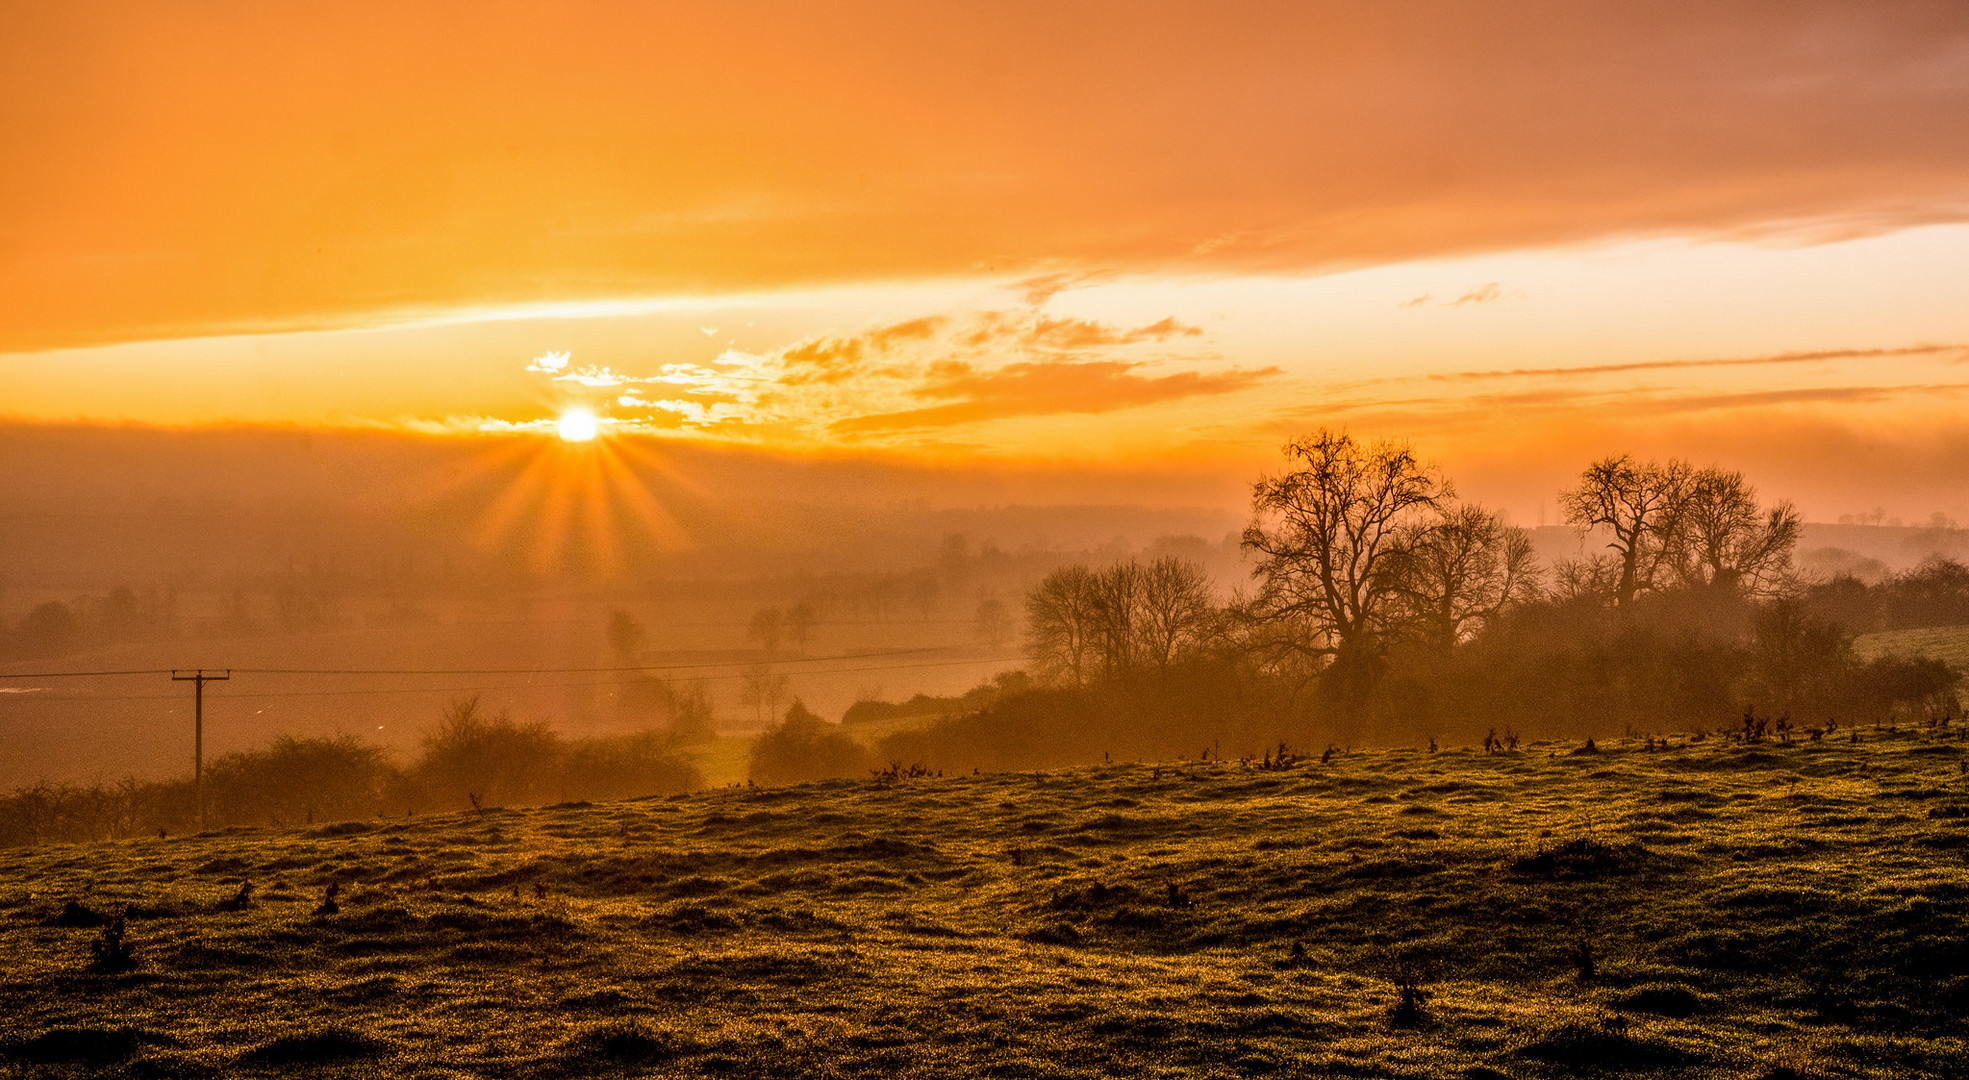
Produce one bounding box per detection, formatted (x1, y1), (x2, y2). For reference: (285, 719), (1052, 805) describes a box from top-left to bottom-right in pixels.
(1618, 382), (1969, 416)
(528, 305), (1260, 444)
(779, 315), (947, 385)
(1281, 377), (1969, 429)
(1027, 315), (1201, 349)
(1434, 343), (1969, 382)
(12, 4), (1969, 349)
(526, 350), (570, 373)
(1450, 283), (1504, 306)
(1010, 270), (1119, 307)
(832, 360), (1277, 433)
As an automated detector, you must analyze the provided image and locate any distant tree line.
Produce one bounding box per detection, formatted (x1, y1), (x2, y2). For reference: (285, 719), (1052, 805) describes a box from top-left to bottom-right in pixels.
(864, 431), (1965, 773)
(0, 585), (180, 661)
(1801, 557), (1969, 634)
(0, 696), (704, 848)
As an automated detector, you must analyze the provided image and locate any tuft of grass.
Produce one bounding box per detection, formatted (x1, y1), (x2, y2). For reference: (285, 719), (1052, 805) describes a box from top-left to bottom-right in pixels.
(1510, 837), (1641, 880)
(86, 913), (137, 973)
(1387, 962), (1430, 1027)
(214, 880), (254, 912)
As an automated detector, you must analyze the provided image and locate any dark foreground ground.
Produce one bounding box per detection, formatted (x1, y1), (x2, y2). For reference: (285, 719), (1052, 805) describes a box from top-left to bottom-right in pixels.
(4, 729), (1968, 1078)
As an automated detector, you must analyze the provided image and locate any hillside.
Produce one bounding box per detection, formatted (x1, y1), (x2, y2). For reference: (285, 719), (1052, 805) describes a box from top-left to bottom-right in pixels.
(5, 730), (1969, 1078)
(1854, 625), (1969, 675)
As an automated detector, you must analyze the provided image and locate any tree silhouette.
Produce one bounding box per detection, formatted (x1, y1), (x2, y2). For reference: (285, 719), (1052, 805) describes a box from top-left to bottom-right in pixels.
(1241, 430), (1446, 717)
(1558, 454), (1690, 606)
(607, 608), (646, 665)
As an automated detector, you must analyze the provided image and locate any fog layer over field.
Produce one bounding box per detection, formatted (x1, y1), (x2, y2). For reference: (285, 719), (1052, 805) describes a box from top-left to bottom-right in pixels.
(4, 424), (1969, 795)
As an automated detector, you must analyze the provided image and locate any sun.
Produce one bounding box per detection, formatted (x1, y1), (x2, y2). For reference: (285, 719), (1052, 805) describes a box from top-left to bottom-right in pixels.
(557, 408), (599, 442)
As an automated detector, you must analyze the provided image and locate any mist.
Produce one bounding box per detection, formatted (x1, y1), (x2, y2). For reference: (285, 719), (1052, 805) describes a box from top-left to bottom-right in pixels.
(0, 422), (1252, 788)
(6, 422), (1967, 795)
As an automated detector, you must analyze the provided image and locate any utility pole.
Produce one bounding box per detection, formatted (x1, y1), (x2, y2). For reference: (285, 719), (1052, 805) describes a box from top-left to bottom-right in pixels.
(172, 669), (230, 825)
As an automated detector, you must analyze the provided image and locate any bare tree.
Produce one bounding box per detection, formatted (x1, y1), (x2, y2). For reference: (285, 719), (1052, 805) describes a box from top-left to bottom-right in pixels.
(1550, 552), (1624, 605)
(908, 572), (940, 620)
(746, 607), (784, 657)
(1136, 556), (1217, 670)
(1665, 467), (1801, 597)
(1025, 557), (1216, 682)
(1025, 564), (1099, 684)
(1558, 454), (1691, 606)
(1088, 559), (1145, 677)
(739, 664), (791, 725)
(1393, 503), (1539, 650)
(973, 596), (1013, 650)
(606, 608), (646, 665)
(785, 600), (818, 654)
(1241, 430), (1447, 709)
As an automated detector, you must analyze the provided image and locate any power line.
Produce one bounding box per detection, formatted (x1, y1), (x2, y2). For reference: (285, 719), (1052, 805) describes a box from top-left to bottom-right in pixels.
(0, 668), (175, 679)
(0, 655), (1027, 702)
(0, 645), (965, 681)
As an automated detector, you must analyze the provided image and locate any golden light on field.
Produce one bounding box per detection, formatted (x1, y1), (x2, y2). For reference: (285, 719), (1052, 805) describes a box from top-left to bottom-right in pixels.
(557, 408), (599, 443)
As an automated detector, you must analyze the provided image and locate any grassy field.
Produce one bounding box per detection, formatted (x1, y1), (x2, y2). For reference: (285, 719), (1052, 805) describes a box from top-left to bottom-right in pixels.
(1854, 625), (1969, 674)
(5, 728), (1969, 1078)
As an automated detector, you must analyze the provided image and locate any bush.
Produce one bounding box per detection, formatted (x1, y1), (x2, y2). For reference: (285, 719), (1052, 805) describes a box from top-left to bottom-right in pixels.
(749, 701), (870, 786)
(0, 696), (706, 847)
(560, 732), (701, 802)
(877, 663), (1288, 774)
(203, 735), (391, 826)
(413, 697), (563, 811)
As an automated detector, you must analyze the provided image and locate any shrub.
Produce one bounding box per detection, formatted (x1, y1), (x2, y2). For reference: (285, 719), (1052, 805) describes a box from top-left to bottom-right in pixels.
(203, 735), (390, 826)
(1388, 963), (1430, 1026)
(560, 732), (701, 802)
(414, 697), (562, 811)
(749, 701), (869, 786)
(665, 682), (719, 747)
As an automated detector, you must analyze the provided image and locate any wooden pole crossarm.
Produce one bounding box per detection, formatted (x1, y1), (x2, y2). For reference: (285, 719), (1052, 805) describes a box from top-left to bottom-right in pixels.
(171, 670), (231, 826)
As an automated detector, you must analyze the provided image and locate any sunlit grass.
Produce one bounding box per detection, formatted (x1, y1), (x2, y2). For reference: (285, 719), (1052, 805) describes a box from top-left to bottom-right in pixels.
(4, 729), (1968, 1076)
(1854, 624), (1969, 672)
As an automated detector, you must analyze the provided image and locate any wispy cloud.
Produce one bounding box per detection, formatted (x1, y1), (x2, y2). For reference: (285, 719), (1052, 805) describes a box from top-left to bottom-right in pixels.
(1432, 343), (1969, 382)
(1450, 283), (1503, 306)
(524, 306), (1270, 445)
(832, 360), (1276, 433)
(1010, 270), (1119, 307)
(1281, 378), (1969, 428)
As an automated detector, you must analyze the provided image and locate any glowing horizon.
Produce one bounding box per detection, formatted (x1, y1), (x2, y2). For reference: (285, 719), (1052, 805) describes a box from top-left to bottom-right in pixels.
(4, 3), (1969, 524)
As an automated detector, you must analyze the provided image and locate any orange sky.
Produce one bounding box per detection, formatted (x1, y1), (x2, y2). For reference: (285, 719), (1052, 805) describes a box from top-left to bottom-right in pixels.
(5, 2), (1969, 521)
